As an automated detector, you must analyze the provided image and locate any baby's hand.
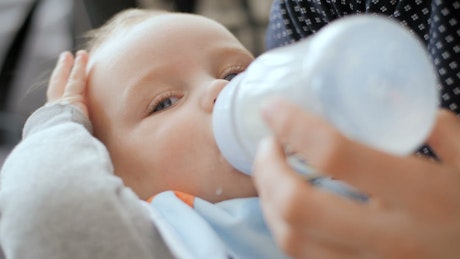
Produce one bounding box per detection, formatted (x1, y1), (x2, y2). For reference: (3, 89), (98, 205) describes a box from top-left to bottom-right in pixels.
(46, 50), (89, 117)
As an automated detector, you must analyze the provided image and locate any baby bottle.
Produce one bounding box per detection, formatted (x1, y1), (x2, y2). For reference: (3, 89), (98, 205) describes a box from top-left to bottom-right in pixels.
(212, 15), (439, 177)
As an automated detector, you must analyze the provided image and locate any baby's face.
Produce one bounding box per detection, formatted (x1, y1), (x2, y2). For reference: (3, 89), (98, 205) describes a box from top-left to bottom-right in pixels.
(86, 13), (256, 202)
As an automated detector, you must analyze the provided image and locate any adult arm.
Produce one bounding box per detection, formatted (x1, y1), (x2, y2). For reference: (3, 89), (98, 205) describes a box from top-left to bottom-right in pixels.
(0, 51), (174, 259)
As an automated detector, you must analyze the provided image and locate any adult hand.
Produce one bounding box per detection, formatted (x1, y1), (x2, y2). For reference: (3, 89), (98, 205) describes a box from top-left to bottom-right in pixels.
(253, 98), (460, 258)
(46, 50), (89, 117)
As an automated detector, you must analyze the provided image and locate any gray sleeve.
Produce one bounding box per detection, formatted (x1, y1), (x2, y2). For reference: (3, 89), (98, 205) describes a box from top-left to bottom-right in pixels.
(0, 104), (174, 259)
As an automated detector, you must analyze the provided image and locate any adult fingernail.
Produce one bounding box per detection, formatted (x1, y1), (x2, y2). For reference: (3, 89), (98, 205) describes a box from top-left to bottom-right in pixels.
(253, 137), (273, 174)
(257, 136), (272, 153)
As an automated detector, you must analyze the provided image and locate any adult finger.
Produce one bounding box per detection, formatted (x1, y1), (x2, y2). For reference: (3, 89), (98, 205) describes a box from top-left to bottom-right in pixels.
(47, 51), (73, 102)
(252, 136), (308, 208)
(428, 109), (460, 168)
(259, 98), (446, 207)
(253, 137), (382, 248)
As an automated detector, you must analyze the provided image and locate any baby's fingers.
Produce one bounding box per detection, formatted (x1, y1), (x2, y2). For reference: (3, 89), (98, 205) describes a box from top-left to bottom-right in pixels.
(62, 50), (88, 101)
(46, 50), (89, 117)
(47, 52), (73, 102)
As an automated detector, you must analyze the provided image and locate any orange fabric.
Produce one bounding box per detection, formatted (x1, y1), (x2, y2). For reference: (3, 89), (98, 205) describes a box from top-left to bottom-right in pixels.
(146, 191), (195, 208)
(173, 191), (195, 208)
(146, 196), (154, 204)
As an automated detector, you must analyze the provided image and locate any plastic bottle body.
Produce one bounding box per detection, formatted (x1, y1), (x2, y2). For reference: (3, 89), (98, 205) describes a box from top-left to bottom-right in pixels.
(212, 15), (439, 175)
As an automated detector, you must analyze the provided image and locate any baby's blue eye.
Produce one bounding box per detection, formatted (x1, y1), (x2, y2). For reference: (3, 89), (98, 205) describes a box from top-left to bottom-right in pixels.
(152, 97), (179, 113)
(224, 73), (239, 81)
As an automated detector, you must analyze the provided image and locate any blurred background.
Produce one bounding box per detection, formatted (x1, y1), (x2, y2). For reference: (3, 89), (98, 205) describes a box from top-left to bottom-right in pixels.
(0, 0), (272, 166)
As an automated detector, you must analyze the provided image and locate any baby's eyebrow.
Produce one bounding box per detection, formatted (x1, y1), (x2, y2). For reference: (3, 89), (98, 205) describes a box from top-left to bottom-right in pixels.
(214, 46), (254, 62)
(123, 65), (165, 104)
(210, 46), (254, 75)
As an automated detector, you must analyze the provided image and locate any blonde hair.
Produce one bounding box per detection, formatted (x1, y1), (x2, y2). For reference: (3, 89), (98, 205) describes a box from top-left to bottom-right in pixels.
(84, 8), (167, 53)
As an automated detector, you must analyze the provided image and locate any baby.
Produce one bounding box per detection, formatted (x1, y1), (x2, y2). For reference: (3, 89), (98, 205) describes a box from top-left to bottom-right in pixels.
(83, 9), (257, 202)
(0, 8), (289, 259)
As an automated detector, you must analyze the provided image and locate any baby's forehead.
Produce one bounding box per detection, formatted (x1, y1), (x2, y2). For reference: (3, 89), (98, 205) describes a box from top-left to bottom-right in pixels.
(87, 11), (249, 80)
(138, 13), (233, 41)
(91, 11), (238, 58)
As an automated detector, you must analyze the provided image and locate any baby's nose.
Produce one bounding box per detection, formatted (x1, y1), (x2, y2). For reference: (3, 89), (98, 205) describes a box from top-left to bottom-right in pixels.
(202, 79), (228, 112)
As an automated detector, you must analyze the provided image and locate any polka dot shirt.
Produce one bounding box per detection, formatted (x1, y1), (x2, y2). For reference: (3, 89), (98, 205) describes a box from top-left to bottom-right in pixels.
(266, 0), (460, 156)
